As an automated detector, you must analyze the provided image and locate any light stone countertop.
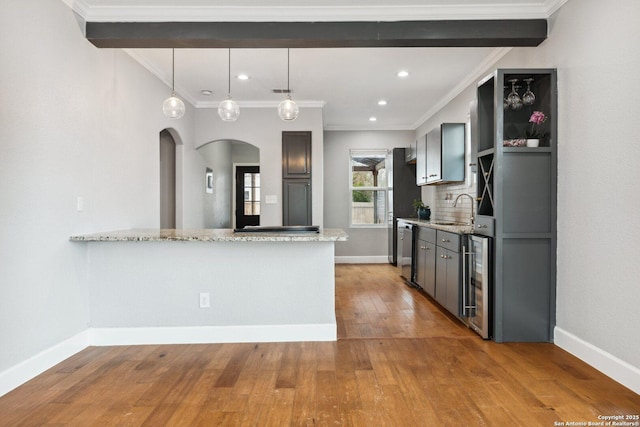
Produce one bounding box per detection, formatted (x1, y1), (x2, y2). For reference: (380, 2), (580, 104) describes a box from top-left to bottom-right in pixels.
(399, 218), (474, 234)
(70, 228), (349, 243)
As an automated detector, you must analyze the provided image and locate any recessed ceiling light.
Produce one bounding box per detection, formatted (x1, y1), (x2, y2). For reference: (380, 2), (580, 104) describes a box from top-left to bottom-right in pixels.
(236, 74), (250, 81)
(369, 116), (377, 122)
(377, 100), (388, 106)
(201, 90), (213, 96)
(396, 70), (410, 78)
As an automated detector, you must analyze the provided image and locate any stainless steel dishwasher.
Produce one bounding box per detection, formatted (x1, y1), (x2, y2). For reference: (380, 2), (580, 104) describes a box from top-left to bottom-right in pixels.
(397, 220), (415, 282)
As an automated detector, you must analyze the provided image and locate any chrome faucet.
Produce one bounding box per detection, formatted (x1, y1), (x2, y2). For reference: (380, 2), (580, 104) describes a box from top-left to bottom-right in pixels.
(453, 193), (475, 225)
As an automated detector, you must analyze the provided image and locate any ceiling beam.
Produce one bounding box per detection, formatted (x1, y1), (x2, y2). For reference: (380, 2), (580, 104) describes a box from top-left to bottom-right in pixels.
(86, 19), (547, 48)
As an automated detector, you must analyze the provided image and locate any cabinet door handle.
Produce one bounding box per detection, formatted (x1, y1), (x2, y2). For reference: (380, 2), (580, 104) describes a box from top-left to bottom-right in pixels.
(441, 239), (450, 242)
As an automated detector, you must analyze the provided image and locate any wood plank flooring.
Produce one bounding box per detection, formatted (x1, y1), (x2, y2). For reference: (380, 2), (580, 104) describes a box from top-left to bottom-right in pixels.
(0, 264), (638, 426)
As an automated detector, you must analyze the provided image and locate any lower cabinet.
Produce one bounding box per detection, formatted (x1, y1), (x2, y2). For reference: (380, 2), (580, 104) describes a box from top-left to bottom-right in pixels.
(415, 240), (436, 297)
(283, 179), (311, 226)
(415, 226), (463, 318)
(435, 246), (460, 316)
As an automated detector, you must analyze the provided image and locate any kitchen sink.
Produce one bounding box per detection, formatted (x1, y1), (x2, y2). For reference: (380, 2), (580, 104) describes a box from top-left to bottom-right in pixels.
(430, 221), (466, 226)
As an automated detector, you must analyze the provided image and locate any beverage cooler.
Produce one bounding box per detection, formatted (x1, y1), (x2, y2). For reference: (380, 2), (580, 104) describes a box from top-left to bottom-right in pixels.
(463, 235), (492, 339)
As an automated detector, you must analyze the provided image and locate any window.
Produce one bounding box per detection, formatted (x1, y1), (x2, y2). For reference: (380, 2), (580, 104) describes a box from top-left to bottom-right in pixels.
(349, 149), (389, 227)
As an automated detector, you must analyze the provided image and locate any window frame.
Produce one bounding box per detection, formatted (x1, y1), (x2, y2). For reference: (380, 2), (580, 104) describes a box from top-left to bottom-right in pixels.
(348, 149), (389, 229)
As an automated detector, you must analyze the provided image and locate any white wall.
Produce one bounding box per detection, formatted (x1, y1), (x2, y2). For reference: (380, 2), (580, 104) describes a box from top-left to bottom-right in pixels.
(199, 141), (233, 228)
(414, 0), (640, 379)
(0, 0), (196, 373)
(324, 130), (415, 260)
(194, 107), (324, 227)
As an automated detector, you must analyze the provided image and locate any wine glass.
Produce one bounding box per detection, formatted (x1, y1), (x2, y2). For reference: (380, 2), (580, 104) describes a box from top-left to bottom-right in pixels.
(507, 79), (522, 110)
(503, 87), (509, 110)
(522, 78), (535, 105)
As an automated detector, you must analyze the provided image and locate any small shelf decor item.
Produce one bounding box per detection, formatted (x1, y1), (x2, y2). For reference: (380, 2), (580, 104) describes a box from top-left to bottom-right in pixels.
(525, 110), (548, 146)
(413, 199), (431, 220)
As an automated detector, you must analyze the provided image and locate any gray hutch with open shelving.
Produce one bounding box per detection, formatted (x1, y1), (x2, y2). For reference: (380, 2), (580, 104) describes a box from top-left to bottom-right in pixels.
(473, 68), (557, 342)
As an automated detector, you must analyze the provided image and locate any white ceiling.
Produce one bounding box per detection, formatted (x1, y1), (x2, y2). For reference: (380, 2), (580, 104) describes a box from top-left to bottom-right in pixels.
(67, 0), (568, 130)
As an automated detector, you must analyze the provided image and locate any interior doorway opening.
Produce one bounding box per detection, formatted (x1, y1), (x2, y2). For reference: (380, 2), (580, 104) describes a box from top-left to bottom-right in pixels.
(159, 129), (176, 229)
(235, 165), (260, 229)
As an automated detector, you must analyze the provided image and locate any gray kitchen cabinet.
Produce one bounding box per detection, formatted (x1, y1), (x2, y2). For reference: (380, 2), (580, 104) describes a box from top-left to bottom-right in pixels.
(415, 226), (436, 297)
(282, 131), (312, 225)
(415, 135), (427, 185)
(282, 131), (311, 179)
(434, 230), (462, 317)
(405, 139), (417, 163)
(283, 179), (311, 226)
(474, 68), (557, 342)
(424, 123), (465, 185)
(436, 247), (460, 316)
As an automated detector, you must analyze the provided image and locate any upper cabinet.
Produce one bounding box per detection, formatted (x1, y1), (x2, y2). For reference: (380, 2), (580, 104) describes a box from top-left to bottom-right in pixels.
(405, 139), (417, 163)
(415, 135), (427, 185)
(417, 123), (465, 185)
(282, 131), (312, 179)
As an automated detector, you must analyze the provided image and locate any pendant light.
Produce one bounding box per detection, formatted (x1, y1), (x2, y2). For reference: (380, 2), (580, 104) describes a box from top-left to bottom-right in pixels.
(278, 49), (299, 121)
(218, 49), (240, 122)
(162, 49), (186, 119)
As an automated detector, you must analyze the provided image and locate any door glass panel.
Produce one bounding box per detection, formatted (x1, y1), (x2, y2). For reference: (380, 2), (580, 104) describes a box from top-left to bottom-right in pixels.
(242, 172), (260, 215)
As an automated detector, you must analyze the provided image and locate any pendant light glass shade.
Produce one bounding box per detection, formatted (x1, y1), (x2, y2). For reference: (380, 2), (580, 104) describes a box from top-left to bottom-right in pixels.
(218, 49), (240, 122)
(278, 49), (299, 121)
(218, 97), (240, 122)
(163, 49), (185, 119)
(278, 96), (299, 121)
(163, 92), (186, 119)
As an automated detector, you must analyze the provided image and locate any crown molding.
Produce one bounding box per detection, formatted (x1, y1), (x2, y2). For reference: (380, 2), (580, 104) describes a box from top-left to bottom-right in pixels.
(196, 100), (325, 109)
(323, 124), (416, 131)
(123, 49), (198, 107)
(412, 46), (512, 129)
(64, 0), (559, 23)
(545, 0), (571, 16)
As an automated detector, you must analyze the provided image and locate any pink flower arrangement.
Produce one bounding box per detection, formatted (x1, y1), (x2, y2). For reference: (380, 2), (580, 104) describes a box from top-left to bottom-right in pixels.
(527, 110), (548, 138)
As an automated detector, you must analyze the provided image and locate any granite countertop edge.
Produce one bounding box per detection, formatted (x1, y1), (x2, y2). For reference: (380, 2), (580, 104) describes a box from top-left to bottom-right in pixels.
(70, 228), (349, 243)
(399, 218), (474, 234)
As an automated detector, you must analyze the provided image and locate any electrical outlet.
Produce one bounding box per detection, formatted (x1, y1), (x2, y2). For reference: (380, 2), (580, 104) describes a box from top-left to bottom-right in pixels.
(199, 292), (210, 308)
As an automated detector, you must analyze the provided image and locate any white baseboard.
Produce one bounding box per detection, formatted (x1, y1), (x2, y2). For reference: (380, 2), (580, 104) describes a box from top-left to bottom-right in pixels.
(0, 330), (90, 398)
(554, 327), (640, 394)
(335, 256), (389, 264)
(89, 323), (337, 346)
(0, 323), (336, 397)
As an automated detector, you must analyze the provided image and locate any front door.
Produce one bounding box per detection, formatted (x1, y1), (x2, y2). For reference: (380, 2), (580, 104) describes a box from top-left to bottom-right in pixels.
(235, 166), (260, 229)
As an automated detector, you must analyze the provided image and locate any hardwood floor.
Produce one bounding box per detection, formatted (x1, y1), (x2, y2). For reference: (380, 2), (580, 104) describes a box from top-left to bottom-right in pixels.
(1, 264), (638, 426)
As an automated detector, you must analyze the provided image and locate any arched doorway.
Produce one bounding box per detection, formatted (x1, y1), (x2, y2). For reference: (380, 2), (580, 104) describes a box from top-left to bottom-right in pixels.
(197, 139), (260, 228)
(159, 129), (176, 228)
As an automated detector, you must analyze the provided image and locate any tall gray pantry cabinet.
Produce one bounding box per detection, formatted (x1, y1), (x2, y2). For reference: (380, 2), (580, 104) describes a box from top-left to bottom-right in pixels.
(474, 69), (557, 343)
(282, 131), (312, 226)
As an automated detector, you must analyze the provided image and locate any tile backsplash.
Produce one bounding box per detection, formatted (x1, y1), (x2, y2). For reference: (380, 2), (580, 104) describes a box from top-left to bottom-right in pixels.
(433, 178), (477, 224)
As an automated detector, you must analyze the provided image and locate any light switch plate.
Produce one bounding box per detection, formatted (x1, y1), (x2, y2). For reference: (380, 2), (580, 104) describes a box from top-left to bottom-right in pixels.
(265, 195), (277, 204)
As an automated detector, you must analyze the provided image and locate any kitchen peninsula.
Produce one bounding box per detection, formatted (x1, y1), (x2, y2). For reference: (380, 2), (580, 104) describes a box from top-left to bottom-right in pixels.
(70, 228), (347, 344)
